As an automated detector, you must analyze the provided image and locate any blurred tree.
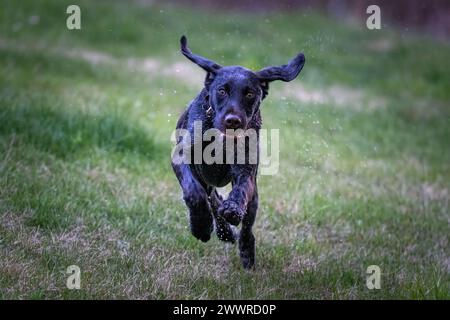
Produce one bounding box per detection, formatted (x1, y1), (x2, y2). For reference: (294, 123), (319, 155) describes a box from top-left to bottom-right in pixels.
(166, 0), (450, 37)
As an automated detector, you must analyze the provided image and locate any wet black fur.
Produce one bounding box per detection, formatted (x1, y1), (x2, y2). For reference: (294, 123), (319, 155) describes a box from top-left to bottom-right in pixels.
(172, 36), (305, 269)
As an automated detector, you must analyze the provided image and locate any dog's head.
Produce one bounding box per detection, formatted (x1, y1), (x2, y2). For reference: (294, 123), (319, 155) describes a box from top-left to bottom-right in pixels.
(180, 36), (305, 133)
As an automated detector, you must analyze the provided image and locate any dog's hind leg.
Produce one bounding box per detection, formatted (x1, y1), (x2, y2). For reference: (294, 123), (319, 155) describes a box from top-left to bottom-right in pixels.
(209, 188), (237, 243)
(172, 163), (213, 242)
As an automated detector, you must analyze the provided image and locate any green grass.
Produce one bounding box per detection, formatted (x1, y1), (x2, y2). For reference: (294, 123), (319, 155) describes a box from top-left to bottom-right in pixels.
(0, 0), (449, 299)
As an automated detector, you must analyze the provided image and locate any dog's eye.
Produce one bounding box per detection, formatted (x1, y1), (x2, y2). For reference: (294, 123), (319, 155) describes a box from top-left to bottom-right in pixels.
(218, 89), (227, 96)
(246, 92), (255, 99)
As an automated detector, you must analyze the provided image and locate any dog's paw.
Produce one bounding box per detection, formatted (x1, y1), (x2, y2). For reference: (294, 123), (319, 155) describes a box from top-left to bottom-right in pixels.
(218, 200), (244, 226)
(216, 222), (238, 243)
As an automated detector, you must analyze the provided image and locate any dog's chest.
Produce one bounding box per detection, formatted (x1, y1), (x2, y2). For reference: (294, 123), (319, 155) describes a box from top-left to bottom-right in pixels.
(192, 163), (232, 187)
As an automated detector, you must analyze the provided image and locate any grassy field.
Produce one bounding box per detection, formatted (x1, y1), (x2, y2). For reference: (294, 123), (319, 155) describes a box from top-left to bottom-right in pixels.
(0, 0), (449, 299)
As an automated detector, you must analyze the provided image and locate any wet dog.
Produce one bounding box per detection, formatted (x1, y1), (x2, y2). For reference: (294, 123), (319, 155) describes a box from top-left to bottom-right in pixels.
(172, 36), (305, 269)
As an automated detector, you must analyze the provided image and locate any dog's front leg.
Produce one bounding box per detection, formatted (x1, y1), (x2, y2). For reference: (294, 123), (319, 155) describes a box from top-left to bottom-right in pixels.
(218, 166), (258, 269)
(218, 166), (256, 226)
(172, 163), (214, 242)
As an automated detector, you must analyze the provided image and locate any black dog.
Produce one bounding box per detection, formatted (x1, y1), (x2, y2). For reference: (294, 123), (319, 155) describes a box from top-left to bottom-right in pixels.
(172, 36), (305, 269)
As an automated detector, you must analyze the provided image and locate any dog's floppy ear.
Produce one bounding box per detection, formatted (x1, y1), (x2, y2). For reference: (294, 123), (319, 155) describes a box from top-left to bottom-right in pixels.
(180, 35), (221, 87)
(256, 53), (305, 83)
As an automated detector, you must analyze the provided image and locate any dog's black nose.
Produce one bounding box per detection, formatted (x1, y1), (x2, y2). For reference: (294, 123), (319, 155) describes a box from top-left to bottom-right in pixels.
(224, 114), (242, 129)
